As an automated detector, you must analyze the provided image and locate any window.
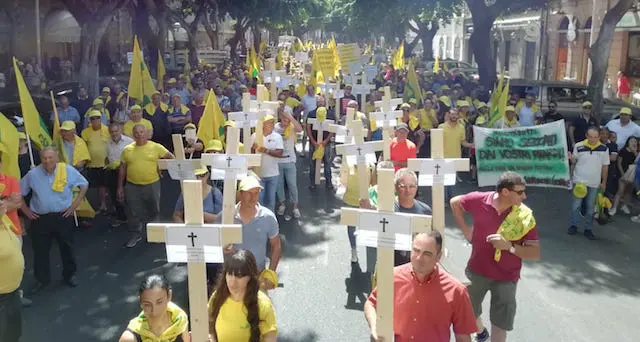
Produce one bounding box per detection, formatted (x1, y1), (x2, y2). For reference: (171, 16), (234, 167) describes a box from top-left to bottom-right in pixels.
(546, 86), (588, 103)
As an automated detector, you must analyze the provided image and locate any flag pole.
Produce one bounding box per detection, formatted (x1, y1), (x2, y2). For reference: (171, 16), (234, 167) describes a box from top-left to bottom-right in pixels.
(24, 132), (35, 169)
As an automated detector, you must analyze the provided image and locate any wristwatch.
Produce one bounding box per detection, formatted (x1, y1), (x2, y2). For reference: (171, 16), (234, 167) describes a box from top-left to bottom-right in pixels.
(509, 245), (516, 254)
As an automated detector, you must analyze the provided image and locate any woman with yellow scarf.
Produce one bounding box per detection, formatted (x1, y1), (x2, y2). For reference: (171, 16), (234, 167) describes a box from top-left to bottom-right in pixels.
(274, 107), (303, 221)
(119, 274), (190, 342)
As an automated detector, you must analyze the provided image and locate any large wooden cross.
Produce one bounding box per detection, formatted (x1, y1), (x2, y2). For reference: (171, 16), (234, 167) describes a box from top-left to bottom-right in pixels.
(307, 115), (339, 185)
(158, 134), (203, 180)
(146, 179), (242, 342)
(250, 85), (279, 177)
(407, 128), (469, 244)
(229, 93), (259, 145)
(340, 168), (432, 341)
(331, 107), (369, 183)
(262, 59), (286, 99)
(318, 82), (342, 120)
(350, 83), (376, 115)
(370, 87), (403, 160)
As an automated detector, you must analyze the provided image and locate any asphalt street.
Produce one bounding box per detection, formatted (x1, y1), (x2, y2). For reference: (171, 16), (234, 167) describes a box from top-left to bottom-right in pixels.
(19, 152), (640, 342)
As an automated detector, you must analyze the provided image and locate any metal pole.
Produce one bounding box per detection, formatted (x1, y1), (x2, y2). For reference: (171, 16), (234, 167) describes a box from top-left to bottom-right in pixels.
(35, 0), (42, 67)
(536, 7), (546, 81)
(586, 0), (597, 81)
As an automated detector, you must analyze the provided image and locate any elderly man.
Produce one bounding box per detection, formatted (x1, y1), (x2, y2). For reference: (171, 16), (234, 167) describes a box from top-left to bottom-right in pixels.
(605, 107), (640, 150)
(84, 98), (110, 128)
(188, 93), (206, 127)
(118, 124), (174, 248)
(21, 147), (89, 291)
(123, 105), (153, 139)
(143, 91), (172, 150)
(81, 110), (110, 213)
(451, 172), (541, 342)
(390, 123), (417, 171)
(492, 106), (520, 128)
(106, 123), (132, 228)
(215, 176), (281, 289)
(60, 121), (90, 170)
(251, 115), (284, 212)
(365, 231), (476, 342)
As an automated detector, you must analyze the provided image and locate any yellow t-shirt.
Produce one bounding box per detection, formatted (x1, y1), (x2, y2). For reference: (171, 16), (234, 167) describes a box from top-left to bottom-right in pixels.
(415, 108), (436, 131)
(439, 122), (466, 158)
(120, 141), (169, 185)
(0, 221), (24, 293)
(210, 291), (277, 341)
(81, 126), (110, 168)
(124, 119), (153, 137)
(285, 97), (301, 109)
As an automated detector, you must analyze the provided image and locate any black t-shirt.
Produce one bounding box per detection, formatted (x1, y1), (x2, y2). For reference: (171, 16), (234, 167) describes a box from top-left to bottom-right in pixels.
(183, 137), (204, 159)
(543, 111), (564, 124)
(306, 107), (336, 141)
(571, 116), (599, 143)
(618, 148), (637, 173)
(393, 199), (432, 266)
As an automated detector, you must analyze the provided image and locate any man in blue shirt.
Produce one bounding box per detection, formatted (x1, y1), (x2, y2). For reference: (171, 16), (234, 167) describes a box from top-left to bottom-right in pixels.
(50, 94), (80, 127)
(20, 147), (88, 292)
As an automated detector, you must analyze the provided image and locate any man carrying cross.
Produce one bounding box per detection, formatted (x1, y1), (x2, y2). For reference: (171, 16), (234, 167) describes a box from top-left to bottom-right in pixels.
(365, 231), (477, 342)
(306, 98), (335, 190)
(390, 123), (417, 172)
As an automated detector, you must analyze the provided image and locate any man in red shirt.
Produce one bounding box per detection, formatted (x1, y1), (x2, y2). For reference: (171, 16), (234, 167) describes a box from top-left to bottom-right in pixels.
(364, 231), (477, 342)
(617, 70), (631, 103)
(390, 123), (417, 171)
(450, 172), (541, 342)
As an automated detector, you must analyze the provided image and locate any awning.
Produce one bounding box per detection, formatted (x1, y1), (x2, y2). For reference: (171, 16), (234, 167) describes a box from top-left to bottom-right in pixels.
(44, 10), (80, 43)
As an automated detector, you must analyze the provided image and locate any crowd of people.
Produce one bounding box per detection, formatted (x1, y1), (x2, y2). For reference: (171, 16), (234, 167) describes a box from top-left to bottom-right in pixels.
(5, 41), (640, 342)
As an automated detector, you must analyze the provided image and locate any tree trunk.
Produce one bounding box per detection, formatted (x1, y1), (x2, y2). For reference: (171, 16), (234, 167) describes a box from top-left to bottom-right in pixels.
(421, 22), (439, 60)
(404, 37), (418, 57)
(203, 18), (218, 50)
(588, 0), (634, 119)
(468, 9), (497, 88)
(78, 18), (113, 98)
(252, 25), (261, 52)
(228, 22), (247, 59)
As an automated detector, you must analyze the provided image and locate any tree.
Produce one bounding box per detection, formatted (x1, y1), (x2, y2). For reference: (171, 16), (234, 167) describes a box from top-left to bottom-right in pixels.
(465, 0), (545, 88)
(131, 0), (169, 71)
(587, 0), (635, 118)
(61, 0), (130, 98)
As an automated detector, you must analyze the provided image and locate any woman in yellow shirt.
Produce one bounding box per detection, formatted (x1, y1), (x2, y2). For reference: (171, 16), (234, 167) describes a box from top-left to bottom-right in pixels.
(208, 249), (277, 342)
(119, 274), (190, 342)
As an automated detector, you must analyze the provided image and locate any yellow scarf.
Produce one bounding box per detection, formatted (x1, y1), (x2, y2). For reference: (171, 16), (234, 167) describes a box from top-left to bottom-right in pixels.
(144, 102), (169, 116)
(495, 203), (536, 262)
(582, 139), (601, 150)
(283, 124), (296, 143)
(52, 163), (67, 192)
(396, 116), (419, 131)
(312, 109), (327, 160)
(169, 104), (190, 116)
(66, 136), (91, 166)
(126, 302), (188, 342)
(503, 116), (518, 127)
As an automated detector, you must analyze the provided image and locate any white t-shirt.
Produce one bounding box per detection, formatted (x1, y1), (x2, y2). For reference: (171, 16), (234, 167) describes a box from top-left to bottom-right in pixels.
(275, 123), (296, 164)
(605, 119), (640, 150)
(572, 141), (610, 187)
(251, 131), (284, 178)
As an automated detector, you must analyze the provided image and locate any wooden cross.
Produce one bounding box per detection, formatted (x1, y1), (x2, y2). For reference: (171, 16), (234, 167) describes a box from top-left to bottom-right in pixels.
(335, 124), (383, 200)
(158, 134), (203, 180)
(201, 125), (261, 224)
(307, 115), (339, 185)
(340, 168), (432, 341)
(229, 93), (258, 145)
(250, 85), (279, 177)
(370, 87), (403, 161)
(350, 83), (376, 114)
(319, 82), (342, 120)
(407, 128), (469, 244)
(331, 107), (370, 183)
(263, 59), (284, 101)
(146, 179), (242, 342)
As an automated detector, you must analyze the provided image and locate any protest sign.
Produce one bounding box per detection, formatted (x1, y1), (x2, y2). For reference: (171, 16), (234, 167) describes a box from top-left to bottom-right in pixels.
(473, 120), (570, 188)
(315, 48), (336, 76)
(338, 44), (361, 73)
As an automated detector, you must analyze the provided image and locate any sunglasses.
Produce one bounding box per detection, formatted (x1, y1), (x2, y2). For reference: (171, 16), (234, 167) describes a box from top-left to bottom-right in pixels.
(583, 106), (592, 109)
(510, 188), (526, 195)
(90, 117), (101, 120)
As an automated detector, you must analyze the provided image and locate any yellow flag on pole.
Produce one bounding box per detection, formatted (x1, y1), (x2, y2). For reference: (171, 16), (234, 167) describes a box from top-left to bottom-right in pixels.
(157, 50), (166, 91)
(0, 113), (20, 179)
(393, 42), (405, 70)
(197, 88), (226, 144)
(183, 50), (194, 92)
(13, 57), (51, 149)
(127, 36), (157, 106)
(310, 51), (325, 93)
(404, 62), (423, 106)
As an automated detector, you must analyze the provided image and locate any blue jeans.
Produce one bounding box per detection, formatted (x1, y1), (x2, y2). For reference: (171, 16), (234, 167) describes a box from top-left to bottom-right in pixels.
(445, 185), (454, 202)
(570, 186), (598, 232)
(277, 162), (299, 204)
(259, 176), (279, 213)
(309, 143), (332, 185)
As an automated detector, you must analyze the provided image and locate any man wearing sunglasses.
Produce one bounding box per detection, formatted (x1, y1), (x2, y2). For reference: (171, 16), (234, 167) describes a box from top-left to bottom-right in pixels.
(542, 101), (564, 124)
(569, 101), (598, 151)
(450, 172), (540, 342)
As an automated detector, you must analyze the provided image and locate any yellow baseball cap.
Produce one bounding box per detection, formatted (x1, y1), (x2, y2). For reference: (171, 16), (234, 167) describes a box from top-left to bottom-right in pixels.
(439, 96), (451, 106)
(205, 139), (223, 152)
(400, 103), (411, 109)
(457, 100), (470, 107)
(184, 123), (197, 130)
(194, 168), (208, 176)
(582, 101), (593, 108)
(224, 120), (235, 127)
(93, 98), (104, 105)
(505, 106), (516, 112)
(620, 107), (632, 115)
(60, 121), (76, 131)
(101, 87), (110, 93)
(263, 114), (276, 122)
(440, 85), (450, 90)
(168, 78), (177, 84)
(238, 176), (263, 191)
(408, 98), (418, 105)
(130, 104), (142, 111)
(88, 110), (102, 118)
(476, 102), (488, 109)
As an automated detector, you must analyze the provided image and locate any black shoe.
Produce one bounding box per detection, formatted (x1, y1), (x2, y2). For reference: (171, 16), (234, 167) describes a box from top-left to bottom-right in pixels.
(64, 275), (79, 287)
(29, 282), (48, 294)
(567, 226), (578, 235)
(584, 230), (597, 240)
(475, 328), (489, 342)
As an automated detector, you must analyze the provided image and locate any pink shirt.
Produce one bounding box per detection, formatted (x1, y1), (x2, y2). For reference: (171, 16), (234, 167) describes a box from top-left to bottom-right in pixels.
(460, 191), (539, 281)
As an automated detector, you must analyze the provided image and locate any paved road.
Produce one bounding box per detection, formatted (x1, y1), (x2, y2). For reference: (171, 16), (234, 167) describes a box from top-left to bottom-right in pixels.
(20, 155), (640, 342)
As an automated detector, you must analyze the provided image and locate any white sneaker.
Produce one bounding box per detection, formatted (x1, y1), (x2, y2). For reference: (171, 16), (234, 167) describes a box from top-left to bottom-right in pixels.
(609, 207), (617, 216)
(351, 248), (358, 262)
(284, 213), (292, 221)
(293, 208), (301, 219)
(621, 205), (631, 215)
(631, 215), (640, 223)
(277, 204), (286, 216)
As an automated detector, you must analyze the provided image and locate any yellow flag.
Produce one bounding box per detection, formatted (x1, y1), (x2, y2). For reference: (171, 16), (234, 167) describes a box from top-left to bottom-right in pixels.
(259, 39), (268, 57)
(310, 52), (324, 93)
(157, 50), (166, 91)
(13, 57), (51, 149)
(433, 56), (440, 73)
(127, 36), (157, 106)
(296, 82), (306, 98)
(404, 61), (422, 106)
(183, 50), (194, 92)
(0, 113), (20, 179)
(197, 88), (226, 144)
(329, 35), (341, 77)
(393, 42), (405, 70)
(249, 46), (261, 82)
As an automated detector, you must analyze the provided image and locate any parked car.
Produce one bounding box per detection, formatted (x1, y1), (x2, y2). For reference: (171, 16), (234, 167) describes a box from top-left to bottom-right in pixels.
(426, 59), (477, 75)
(508, 79), (640, 121)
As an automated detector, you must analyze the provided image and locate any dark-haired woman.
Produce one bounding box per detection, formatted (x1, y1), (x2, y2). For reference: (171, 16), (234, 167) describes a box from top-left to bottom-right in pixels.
(208, 249), (277, 342)
(119, 274), (190, 342)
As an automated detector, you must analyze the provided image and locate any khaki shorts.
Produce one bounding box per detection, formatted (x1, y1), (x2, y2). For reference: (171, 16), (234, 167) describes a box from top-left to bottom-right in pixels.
(465, 268), (518, 331)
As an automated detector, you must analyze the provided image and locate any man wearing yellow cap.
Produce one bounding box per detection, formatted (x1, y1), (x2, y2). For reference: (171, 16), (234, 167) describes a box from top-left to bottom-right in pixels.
(493, 106), (520, 129)
(605, 107), (640, 150)
(182, 123), (203, 159)
(84, 98), (110, 128)
(168, 94), (192, 134)
(275, 108), (303, 221)
(105, 123), (132, 227)
(143, 92), (172, 150)
(215, 176), (281, 285)
(99, 87), (111, 106)
(60, 121), (90, 169)
(81, 110), (110, 213)
(568, 101), (598, 150)
(124, 105), (153, 139)
(251, 114), (284, 212)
